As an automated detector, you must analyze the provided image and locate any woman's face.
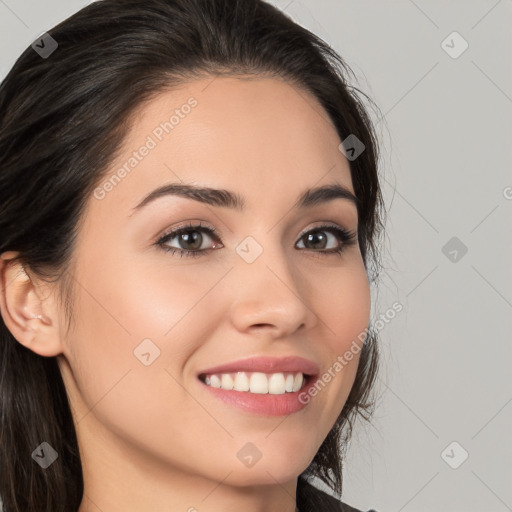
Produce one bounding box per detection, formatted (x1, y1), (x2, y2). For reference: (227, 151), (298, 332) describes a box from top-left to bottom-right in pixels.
(57, 75), (370, 498)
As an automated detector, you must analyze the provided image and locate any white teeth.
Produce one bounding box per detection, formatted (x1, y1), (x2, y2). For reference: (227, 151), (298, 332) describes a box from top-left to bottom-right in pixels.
(209, 374), (221, 388)
(268, 373), (286, 394)
(221, 373), (234, 390)
(250, 372), (268, 394)
(202, 371), (306, 394)
(233, 371), (250, 391)
(292, 372), (303, 392)
(285, 373), (294, 392)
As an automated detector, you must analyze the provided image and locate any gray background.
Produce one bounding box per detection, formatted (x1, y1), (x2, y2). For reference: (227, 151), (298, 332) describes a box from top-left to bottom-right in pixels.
(1, 1), (511, 511)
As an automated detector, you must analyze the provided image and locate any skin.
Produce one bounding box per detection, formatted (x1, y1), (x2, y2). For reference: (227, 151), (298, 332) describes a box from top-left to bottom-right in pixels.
(0, 75), (370, 512)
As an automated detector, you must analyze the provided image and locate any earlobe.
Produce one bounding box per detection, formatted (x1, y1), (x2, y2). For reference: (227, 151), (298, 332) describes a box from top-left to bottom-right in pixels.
(0, 251), (63, 357)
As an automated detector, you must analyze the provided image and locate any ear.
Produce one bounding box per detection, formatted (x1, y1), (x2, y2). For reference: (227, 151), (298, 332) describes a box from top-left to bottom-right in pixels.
(0, 251), (64, 357)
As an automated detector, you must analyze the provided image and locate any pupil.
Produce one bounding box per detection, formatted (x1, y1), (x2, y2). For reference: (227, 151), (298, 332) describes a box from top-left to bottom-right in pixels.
(307, 231), (326, 249)
(181, 231), (202, 250)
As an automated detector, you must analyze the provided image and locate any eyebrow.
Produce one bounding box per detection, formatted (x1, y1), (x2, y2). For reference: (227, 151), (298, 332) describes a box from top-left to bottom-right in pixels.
(130, 182), (359, 214)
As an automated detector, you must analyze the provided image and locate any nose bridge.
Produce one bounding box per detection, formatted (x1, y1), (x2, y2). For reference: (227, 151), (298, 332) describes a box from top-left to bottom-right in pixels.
(228, 230), (315, 335)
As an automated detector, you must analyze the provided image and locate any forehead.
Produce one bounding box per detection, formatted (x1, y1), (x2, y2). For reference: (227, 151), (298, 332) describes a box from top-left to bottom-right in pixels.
(86, 75), (354, 221)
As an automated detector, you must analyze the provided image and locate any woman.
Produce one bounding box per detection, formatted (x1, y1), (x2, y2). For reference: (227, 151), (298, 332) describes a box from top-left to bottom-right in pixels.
(0, 1), (385, 511)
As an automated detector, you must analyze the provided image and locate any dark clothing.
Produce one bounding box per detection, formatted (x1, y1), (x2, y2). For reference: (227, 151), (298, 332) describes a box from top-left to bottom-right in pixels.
(298, 479), (380, 512)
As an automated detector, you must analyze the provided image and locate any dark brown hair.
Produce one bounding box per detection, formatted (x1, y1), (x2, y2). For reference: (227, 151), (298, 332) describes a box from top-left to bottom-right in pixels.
(0, 1), (385, 510)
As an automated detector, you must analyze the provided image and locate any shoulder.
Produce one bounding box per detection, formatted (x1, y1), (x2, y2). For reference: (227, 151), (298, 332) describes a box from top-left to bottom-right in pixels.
(299, 478), (381, 512)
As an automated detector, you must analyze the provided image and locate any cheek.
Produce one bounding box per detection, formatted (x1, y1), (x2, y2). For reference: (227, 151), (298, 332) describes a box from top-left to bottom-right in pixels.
(61, 257), (221, 466)
(300, 261), (370, 436)
(317, 261), (371, 353)
(64, 255), (227, 405)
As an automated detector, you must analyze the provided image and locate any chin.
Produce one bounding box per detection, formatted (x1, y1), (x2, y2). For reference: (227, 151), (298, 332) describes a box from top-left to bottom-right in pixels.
(222, 451), (312, 487)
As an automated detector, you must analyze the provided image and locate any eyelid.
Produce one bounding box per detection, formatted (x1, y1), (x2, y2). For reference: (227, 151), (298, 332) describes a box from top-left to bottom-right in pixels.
(297, 221), (350, 238)
(155, 220), (220, 243)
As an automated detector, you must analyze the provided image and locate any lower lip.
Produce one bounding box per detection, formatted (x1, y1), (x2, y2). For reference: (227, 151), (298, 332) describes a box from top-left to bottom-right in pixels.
(198, 376), (317, 416)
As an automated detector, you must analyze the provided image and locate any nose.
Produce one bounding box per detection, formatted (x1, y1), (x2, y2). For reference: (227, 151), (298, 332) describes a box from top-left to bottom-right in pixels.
(227, 241), (318, 338)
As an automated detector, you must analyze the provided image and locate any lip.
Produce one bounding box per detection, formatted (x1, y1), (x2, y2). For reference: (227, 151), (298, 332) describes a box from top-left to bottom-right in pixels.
(198, 377), (318, 416)
(197, 355), (320, 378)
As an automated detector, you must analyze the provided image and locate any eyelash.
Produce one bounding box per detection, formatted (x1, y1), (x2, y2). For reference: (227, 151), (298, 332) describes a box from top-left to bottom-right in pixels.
(155, 221), (357, 259)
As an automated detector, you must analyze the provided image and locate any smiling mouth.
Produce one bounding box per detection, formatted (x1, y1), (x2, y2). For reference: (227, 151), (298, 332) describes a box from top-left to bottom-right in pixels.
(198, 371), (314, 394)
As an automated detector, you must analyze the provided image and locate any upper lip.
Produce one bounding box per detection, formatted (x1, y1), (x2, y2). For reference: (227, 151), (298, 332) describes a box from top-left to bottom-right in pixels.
(197, 356), (320, 377)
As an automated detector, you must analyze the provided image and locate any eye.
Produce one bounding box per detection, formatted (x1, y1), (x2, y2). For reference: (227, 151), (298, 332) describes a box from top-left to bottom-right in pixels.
(156, 221), (221, 258)
(155, 222), (357, 258)
(296, 224), (358, 257)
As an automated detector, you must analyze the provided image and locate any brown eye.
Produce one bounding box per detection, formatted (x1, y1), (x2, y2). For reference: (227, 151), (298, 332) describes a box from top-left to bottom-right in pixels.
(171, 230), (204, 251)
(156, 222), (221, 258)
(296, 225), (357, 255)
(301, 230), (329, 250)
